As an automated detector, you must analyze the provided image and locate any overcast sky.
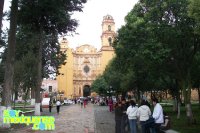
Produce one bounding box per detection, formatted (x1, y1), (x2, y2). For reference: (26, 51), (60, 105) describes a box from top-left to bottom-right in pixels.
(3, 0), (139, 50)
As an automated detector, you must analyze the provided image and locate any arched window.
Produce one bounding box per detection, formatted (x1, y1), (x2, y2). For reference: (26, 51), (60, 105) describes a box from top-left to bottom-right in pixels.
(108, 37), (112, 46)
(108, 25), (111, 31)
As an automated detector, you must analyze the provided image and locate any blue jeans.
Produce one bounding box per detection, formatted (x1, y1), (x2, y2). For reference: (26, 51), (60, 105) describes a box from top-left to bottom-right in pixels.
(140, 121), (146, 133)
(151, 123), (161, 133)
(129, 119), (137, 133)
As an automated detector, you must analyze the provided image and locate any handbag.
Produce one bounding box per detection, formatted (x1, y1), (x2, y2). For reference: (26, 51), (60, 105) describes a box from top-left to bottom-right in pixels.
(145, 116), (155, 128)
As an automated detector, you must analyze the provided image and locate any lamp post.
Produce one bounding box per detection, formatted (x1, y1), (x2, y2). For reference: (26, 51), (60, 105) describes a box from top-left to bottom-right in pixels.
(107, 86), (114, 98)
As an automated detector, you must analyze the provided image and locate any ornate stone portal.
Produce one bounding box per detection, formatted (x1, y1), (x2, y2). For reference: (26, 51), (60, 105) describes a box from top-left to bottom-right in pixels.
(57, 15), (116, 98)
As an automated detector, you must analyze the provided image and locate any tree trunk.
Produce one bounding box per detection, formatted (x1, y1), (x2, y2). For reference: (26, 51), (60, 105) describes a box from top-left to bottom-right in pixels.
(23, 88), (29, 110)
(186, 103), (195, 124)
(159, 91), (162, 102)
(0, 0), (4, 36)
(0, 0), (18, 128)
(31, 87), (35, 106)
(13, 89), (18, 109)
(15, 90), (18, 100)
(177, 101), (181, 119)
(173, 97), (177, 112)
(136, 88), (140, 102)
(2, 0), (18, 107)
(183, 84), (195, 124)
(121, 91), (126, 100)
(180, 89), (183, 105)
(197, 88), (200, 108)
(34, 32), (43, 116)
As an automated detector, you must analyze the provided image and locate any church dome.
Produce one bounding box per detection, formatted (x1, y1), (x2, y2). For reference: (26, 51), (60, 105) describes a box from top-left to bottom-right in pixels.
(103, 15), (114, 21)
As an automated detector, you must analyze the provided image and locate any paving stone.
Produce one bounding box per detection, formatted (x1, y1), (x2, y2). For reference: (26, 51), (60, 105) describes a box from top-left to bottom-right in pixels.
(94, 105), (115, 133)
(0, 104), (116, 133)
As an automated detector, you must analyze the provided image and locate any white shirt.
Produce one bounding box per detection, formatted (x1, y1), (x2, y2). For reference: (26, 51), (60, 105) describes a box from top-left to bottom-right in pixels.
(137, 105), (151, 121)
(153, 103), (164, 124)
(126, 105), (138, 119)
(56, 101), (61, 106)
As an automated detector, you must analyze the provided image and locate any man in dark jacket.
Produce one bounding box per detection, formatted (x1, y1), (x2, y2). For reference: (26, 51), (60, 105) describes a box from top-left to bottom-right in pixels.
(121, 99), (129, 133)
(115, 102), (123, 133)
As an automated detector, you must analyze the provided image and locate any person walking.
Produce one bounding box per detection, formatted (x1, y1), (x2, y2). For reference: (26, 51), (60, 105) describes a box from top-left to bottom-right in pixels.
(49, 99), (53, 113)
(80, 99), (83, 108)
(108, 98), (114, 112)
(83, 99), (87, 108)
(115, 102), (123, 133)
(152, 97), (164, 133)
(137, 99), (151, 133)
(56, 100), (61, 114)
(126, 100), (138, 133)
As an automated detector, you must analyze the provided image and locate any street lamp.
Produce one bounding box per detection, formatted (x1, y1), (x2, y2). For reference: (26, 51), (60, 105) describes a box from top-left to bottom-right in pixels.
(107, 86), (114, 98)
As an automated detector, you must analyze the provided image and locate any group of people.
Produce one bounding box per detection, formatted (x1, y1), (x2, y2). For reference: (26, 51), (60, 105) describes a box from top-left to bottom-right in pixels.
(49, 99), (61, 114)
(80, 98), (87, 108)
(115, 97), (165, 133)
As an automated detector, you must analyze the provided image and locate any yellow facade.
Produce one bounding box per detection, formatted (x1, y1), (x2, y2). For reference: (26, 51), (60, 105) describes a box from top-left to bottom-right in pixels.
(57, 15), (116, 98)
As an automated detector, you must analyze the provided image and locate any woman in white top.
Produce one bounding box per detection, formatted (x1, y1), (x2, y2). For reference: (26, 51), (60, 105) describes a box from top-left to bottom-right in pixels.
(56, 100), (61, 114)
(137, 100), (151, 133)
(126, 100), (138, 133)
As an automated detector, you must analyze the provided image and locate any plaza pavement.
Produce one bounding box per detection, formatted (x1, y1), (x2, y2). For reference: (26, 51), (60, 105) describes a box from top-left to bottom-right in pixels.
(94, 105), (115, 133)
(0, 103), (115, 133)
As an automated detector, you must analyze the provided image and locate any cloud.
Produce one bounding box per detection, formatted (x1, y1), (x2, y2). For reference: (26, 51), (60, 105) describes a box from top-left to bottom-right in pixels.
(2, 0), (138, 50)
(67, 0), (138, 49)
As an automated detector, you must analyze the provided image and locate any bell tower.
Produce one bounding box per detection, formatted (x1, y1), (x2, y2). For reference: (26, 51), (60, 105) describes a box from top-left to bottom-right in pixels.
(57, 37), (73, 98)
(60, 37), (69, 50)
(100, 15), (115, 73)
(101, 15), (115, 49)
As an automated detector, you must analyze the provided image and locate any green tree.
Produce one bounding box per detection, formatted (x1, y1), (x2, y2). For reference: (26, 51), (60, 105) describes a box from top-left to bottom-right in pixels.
(17, 0), (86, 115)
(13, 52), (38, 108)
(112, 0), (200, 123)
(144, 0), (200, 123)
(188, 0), (200, 34)
(191, 52), (200, 107)
(91, 75), (108, 96)
(103, 58), (122, 95)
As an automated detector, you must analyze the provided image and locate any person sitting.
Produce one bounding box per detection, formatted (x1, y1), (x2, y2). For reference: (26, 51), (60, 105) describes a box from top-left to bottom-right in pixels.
(160, 112), (171, 131)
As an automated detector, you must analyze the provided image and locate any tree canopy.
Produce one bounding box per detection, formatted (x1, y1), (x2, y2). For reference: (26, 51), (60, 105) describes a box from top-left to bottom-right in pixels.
(90, 0), (200, 123)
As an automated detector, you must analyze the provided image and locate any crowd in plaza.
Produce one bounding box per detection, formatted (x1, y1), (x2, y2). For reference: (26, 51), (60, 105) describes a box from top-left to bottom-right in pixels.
(114, 97), (170, 133)
(47, 95), (170, 133)
(48, 97), (91, 113)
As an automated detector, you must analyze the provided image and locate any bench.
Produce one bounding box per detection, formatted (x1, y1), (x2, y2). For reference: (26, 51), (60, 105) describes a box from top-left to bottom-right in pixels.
(164, 129), (179, 133)
(160, 115), (179, 133)
(19, 110), (35, 116)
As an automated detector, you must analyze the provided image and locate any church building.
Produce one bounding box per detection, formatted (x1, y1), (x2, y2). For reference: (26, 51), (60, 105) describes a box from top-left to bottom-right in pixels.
(57, 15), (116, 98)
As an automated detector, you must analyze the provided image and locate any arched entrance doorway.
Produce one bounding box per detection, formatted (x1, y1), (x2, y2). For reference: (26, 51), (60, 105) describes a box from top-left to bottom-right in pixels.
(83, 85), (91, 97)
